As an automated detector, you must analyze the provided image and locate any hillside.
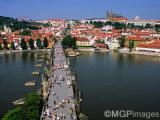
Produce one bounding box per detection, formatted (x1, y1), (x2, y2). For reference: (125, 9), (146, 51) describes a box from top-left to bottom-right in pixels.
(0, 16), (41, 31)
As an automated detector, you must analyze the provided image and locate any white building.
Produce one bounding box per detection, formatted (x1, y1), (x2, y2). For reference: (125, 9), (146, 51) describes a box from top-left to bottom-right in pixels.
(105, 37), (120, 49)
(4, 25), (12, 33)
(126, 20), (160, 26)
(101, 25), (113, 31)
(81, 18), (106, 24)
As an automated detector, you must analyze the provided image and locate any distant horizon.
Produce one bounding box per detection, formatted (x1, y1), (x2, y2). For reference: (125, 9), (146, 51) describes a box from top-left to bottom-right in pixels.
(1, 15), (160, 21)
(0, 0), (160, 20)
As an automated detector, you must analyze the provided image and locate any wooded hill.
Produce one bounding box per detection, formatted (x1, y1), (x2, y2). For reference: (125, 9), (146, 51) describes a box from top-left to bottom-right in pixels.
(0, 16), (41, 31)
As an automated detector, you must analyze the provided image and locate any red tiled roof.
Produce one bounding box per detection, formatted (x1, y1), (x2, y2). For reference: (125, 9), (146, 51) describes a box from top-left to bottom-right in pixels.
(127, 36), (145, 41)
(32, 30), (40, 35)
(45, 33), (52, 37)
(13, 36), (20, 39)
(133, 31), (151, 36)
(111, 18), (128, 21)
(23, 36), (31, 39)
(22, 36), (31, 42)
(137, 41), (160, 49)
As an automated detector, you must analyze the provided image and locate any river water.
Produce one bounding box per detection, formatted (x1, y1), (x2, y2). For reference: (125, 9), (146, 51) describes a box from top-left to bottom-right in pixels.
(70, 51), (160, 120)
(0, 52), (43, 118)
(1, 51), (160, 119)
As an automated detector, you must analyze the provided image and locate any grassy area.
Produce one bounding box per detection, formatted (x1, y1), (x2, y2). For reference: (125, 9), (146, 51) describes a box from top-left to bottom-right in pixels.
(2, 92), (42, 120)
(2, 107), (24, 120)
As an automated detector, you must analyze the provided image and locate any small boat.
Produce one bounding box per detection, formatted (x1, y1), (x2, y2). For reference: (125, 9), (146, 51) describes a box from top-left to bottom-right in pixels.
(24, 80), (36, 87)
(12, 98), (25, 105)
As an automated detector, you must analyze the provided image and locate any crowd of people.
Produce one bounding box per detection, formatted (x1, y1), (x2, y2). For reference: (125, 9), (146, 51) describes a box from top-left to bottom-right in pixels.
(41, 42), (77, 120)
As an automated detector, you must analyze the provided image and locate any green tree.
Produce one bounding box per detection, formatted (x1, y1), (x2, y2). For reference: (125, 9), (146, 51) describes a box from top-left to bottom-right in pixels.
(23, 92), (42, 120)
(62, 35), (77, 49)
(43, 37), (48, 48)
(2, 107), (24, 120)
(28, 26), (40, 30)
(11, 41), (15, 50)
(118, 36), (126, 48)
(85, 22), (89, 24)
(127, 23), (135, 28)
(104, 21), (113, 26)
(128, 40), (134, 52)
(67, 23), (71, 29)
(145, 23), (153, 28)
(93, 21), (104, 28)
(96, 40), (105, 44)
(114, 22), (126, 29)
(21, 38), (27, 50)
(155, 25), (160, 32)
(20, 30), (31, 36)
(90, 21), (93, 24)
(136, 25), (144, 30)
(2, 92), (42, 120)
(0, 44), (3, 50)
(28, 38), (34, 49)
(43, 23), (51, 27)
(3, 39), (8, 49)
(36, 38), (43, 49)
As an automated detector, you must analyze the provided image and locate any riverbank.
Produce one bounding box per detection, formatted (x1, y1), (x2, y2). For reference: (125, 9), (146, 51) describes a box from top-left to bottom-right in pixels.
(0, 49), (51, 55)
(119, 50), (160, 57)
(78, 48), (109, 52)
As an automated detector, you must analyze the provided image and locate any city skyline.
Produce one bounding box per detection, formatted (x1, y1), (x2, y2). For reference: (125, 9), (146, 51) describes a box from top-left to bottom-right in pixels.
(0, 0), (160, 20)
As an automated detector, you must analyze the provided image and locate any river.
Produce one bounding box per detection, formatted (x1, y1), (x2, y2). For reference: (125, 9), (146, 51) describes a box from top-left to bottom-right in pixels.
(1, 51), (160, 119)
(0, 52), (43, 118)
(70, 51), (160, 120)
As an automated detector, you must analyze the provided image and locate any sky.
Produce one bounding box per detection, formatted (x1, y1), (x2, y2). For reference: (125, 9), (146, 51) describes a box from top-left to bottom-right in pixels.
(0, 0), (160, 20)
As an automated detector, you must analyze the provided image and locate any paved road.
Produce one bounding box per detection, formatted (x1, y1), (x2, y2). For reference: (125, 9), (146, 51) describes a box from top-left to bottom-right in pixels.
(42, 42), (77, 120)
